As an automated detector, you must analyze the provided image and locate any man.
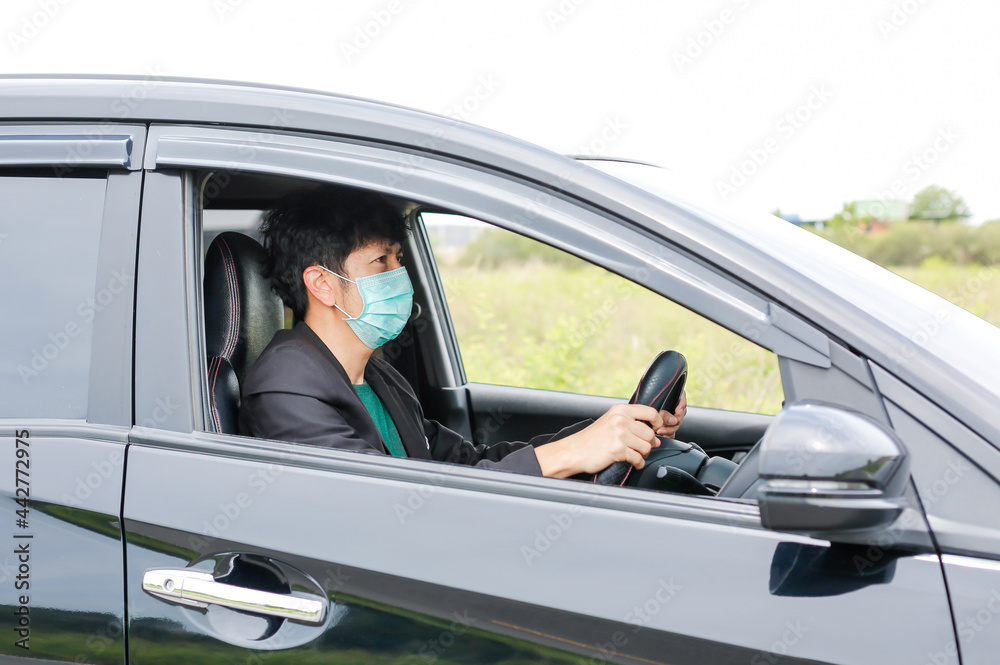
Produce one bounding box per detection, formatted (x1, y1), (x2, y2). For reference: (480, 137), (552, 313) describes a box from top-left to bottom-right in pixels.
(240, 186), (686, 477)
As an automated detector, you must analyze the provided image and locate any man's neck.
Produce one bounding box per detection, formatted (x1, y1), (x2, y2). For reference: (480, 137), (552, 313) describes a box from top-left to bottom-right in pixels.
(303, 310), (372, 385)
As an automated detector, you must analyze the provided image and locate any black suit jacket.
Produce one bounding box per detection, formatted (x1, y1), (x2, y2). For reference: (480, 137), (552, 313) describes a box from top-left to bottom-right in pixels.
(240, 322), (584, 475)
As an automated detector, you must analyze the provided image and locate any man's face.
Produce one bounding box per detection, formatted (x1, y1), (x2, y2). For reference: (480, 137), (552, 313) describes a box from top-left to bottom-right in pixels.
(334, 240), (405, 317)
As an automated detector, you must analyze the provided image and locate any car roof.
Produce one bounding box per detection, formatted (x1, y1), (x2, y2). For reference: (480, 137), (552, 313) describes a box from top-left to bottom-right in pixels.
(3, 74), (998, 448)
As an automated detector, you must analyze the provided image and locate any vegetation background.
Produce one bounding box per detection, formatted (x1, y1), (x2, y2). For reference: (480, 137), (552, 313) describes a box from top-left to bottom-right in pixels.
(433, 217), (1000, 416)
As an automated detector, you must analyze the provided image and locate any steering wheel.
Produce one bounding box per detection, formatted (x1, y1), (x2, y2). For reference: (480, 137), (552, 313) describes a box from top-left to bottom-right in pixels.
(594, 350), (687, 486)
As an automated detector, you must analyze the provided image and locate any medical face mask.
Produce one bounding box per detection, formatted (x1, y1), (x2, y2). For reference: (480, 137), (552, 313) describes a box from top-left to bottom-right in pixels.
(320, 265), (414, 349)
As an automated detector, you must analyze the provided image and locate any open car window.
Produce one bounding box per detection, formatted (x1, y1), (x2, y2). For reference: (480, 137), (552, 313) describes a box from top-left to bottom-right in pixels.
(424, 212), (784, 415)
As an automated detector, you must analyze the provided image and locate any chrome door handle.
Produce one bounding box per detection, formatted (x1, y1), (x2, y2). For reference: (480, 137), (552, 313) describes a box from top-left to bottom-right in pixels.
(143, 569), (327, 625)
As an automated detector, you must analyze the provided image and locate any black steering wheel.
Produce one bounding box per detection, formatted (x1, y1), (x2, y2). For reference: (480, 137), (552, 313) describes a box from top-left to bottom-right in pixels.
(594, 350), (688, 486)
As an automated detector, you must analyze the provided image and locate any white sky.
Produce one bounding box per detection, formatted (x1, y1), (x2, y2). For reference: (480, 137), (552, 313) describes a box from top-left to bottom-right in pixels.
(2, 0), (997, 223)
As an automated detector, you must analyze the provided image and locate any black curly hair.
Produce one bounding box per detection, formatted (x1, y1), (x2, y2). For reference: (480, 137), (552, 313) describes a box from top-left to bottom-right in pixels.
(259, 185), (409, 321)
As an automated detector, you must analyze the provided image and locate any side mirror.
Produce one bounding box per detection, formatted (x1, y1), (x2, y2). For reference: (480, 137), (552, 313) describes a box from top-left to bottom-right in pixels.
(757, 403), (910, 539)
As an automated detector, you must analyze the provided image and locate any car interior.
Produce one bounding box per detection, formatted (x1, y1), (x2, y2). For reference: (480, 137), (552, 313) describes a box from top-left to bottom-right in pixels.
(198, 170), (773, 500)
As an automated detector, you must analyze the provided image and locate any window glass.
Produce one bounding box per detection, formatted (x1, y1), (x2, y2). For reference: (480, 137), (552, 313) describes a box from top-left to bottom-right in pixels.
(425, 212), (783, 414)
(0, 176), (107, 418)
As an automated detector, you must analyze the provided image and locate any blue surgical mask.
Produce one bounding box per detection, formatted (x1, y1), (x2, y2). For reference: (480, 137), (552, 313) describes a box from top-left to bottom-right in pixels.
(320, 265), (414, 349)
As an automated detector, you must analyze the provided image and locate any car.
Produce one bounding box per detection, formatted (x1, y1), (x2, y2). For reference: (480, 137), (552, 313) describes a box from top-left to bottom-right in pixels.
(2, 74), (999, 665)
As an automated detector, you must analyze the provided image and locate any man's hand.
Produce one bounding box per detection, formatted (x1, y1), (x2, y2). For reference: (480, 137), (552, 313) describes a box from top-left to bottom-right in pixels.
(535, 403), (665, 478)
(655, 390), (687, 439)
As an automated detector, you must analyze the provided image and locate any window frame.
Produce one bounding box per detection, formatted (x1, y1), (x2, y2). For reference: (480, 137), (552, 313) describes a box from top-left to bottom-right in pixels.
(0, 123), (144, 427)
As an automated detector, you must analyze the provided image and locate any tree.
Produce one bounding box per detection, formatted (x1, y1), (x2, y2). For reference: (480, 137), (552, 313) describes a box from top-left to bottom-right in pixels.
(827, 201), (873, 229)
(909, 185), (971, 223)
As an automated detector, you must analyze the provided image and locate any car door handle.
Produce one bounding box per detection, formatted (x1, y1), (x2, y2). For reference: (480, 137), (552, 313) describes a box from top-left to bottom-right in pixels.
(142, 569), (327, 625)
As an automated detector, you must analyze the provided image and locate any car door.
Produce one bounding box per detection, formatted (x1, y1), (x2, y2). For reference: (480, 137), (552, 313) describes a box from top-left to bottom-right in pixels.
(0, 125), (144, 663)
(123, 122), (957, 664)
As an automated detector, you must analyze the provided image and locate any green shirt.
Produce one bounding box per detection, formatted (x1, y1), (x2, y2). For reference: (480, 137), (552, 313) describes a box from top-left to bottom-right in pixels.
(353, 382), (407, 458)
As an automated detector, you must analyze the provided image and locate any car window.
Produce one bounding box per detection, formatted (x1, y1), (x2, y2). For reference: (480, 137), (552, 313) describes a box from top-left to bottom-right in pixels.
(0, 174), (107, 418)
(424, 212), (783, 414)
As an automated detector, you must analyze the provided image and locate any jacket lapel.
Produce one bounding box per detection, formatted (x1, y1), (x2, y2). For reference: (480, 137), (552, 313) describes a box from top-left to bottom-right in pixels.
(366, 368), (433, 460)
(294, 322), (388, 454)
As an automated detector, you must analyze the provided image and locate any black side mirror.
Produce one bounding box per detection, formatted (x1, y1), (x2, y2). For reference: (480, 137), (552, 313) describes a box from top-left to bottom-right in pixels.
(757, 403), (910, 541)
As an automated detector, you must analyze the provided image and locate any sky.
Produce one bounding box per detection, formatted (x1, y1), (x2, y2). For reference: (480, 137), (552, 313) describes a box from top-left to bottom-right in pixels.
(2, 0), (998, 223)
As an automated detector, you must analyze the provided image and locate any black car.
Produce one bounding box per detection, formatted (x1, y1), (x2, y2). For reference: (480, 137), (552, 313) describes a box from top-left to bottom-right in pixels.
(2, 75), (998, 665)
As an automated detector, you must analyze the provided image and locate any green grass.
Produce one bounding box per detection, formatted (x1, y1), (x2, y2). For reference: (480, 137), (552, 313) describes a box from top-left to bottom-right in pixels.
(440, 259), (1000, 416)
(443, 262), (785, 414)
(889, 258), (1000, 324)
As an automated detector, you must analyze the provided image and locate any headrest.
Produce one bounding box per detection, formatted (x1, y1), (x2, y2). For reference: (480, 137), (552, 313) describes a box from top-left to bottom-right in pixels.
(204, 232), (284, 386)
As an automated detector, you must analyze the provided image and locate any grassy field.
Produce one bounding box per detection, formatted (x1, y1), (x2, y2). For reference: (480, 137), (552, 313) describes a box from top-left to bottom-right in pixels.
(441, 259), (1000, 416)
(889, 259), (1000, 323)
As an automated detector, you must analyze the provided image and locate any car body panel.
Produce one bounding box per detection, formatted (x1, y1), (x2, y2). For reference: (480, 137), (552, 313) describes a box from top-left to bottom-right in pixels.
(0, 427), (129, 664)
(123, 434), (956, 665)
(1, 76), (997, 664)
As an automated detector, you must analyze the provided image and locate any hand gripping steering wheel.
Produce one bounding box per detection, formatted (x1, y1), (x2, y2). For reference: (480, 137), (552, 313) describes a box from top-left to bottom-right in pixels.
(593, 350), (688, 486)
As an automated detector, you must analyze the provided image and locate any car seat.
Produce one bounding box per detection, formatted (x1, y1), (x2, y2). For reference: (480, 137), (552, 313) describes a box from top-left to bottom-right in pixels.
(204, 232), (284, 434)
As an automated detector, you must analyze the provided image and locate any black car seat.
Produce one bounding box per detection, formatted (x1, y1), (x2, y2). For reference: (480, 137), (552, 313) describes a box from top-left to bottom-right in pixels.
(204, 232), (284, 434)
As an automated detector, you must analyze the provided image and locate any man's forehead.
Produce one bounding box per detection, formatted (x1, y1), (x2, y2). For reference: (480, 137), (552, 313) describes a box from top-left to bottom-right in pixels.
(354, 239), (401, 254)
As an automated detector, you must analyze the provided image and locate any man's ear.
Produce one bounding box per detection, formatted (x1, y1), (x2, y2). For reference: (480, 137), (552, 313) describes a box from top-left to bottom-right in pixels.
(302, 265), (338, 307)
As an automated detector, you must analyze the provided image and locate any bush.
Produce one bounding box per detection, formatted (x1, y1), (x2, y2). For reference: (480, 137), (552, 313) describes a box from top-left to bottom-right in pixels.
(815, 222), (1000, 267)
(458, 228), (590, 269)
